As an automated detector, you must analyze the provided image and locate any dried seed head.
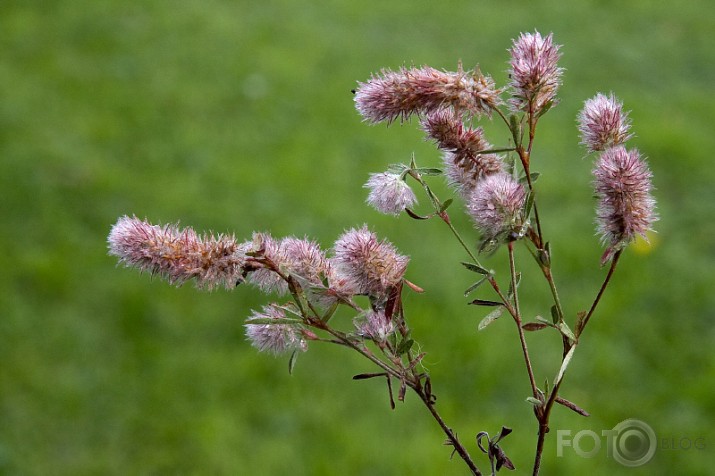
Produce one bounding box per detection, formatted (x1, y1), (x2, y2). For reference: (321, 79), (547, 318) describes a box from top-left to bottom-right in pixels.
(354, 65), (500, 124)
(364, 172), (417, 216)
(245, 304), (307, 355)
(108, 216), (248, 290)
(467, 174), (527, 239)
(578, 93), (633, 152)
(331, 226), (409, 297)
(508, 31), (563, 114)
(421, 109), (505, 196)
(593, 146), (657, 262)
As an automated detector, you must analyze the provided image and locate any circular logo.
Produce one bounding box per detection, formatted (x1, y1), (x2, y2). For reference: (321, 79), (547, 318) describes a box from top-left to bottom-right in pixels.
(611, 419), (656, 467)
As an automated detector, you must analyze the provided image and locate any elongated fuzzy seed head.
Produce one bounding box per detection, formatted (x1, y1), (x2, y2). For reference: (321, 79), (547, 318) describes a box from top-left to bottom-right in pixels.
(108, 216), (248, 290)
(467, 174), (527, 238)
(508, 31), (563, 114)
(578, 93), (633, 152)
(593, 146), (657, 261)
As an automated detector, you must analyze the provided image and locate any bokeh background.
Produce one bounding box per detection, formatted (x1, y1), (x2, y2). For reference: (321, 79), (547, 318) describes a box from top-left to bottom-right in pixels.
(1, 0), (713, 474)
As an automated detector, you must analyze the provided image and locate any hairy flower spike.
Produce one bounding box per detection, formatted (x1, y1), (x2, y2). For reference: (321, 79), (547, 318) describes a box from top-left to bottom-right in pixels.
(354, 65), (500, 124)
(331, 226), (409, 297)
(354, 309), (395, 342)
(508, 31), (563, 114)
(108, 216), (248, 290)
(467, 174), (527, 239)
(245, 304), (307, 355)
(421, 109), (504, 196)
(280, 237), (327, 286)
(593, 146), (657, 262)
(578, 93), (633, 152)
(247, 232), (288, 295)
(364, 172), (417, 215)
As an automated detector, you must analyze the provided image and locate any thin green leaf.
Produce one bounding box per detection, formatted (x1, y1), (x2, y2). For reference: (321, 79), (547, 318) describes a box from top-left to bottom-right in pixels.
(526, 396), (543, 407)
(461, 262), (490, 275)
(439, 198), (453, 213)
(464, 276), (488, 297)
(524, 191), (535, 217)
(288, 350), (299, 375)
(554, 345), (576, 387)
(535, 315), (553, 326)
(550, 304), (560, 324)
(529, 172), (541, 182)
(412, 167), (443, 176)
(245, 317), (304, 326)
(558, 321), (576, 344)
(478, 306), (505, 331)
(396, 338), (414, 355)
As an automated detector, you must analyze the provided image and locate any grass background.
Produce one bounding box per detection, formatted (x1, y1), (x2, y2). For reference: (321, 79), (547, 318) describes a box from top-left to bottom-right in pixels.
(1, 0), (713, 474)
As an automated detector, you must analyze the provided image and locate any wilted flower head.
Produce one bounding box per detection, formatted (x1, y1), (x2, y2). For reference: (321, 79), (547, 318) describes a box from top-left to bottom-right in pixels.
(354, 64), (500, 124)
(508, 31), (562, 114)
(364, 172), (417, 215)
(331, 226), (409, 297)
(245, 304), (307, 355)
(593, 146), (657, 262)
(467, 174), (527, 239)
(421, 109), (504, 196)
(108, 216), (248, 290)
(354, 309), (395, 342)
(578, 93), (633, 152)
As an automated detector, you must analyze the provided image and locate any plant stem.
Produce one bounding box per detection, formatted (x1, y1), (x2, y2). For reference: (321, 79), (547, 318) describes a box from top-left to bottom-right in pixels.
(508, 241), (539, 398)
(531, 250), (623, 475)
(415, 386), (482, 476)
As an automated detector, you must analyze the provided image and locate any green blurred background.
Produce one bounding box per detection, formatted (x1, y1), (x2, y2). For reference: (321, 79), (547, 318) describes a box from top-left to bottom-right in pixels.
(1, 0), (713, 474)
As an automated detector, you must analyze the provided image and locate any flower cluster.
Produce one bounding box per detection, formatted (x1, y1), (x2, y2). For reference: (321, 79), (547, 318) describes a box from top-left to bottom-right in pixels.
(578, 93), (657, 263)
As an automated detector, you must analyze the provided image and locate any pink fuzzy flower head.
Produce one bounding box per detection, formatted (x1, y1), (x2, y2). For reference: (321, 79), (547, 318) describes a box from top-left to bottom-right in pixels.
(354, 309), (395, 342)
(578, 93), (633, 152)
(245, 304), (307, 355)
(331, 226), (409, 297)
(421, 109), (504, 196)
(354, 64), (500, 124)
(248, 234), (328, 294)
(593, 146), (657, 262)
(364, 172), (417, 216)
(279, 236), (328, 286)
(108, 216), (248, 290)
(467, 174), (527, 239)
(247, 232), (288, 295)
(508, 31), (563, 114)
